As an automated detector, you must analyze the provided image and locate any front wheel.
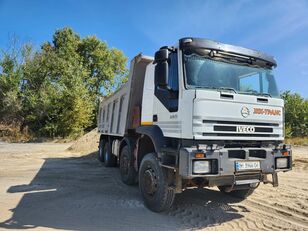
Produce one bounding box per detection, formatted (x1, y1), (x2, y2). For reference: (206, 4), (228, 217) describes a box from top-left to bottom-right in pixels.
(139, 153), (175, 212)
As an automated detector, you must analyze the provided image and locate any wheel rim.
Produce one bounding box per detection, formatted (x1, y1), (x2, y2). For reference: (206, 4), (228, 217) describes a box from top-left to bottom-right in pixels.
(143, 167), (158, 196)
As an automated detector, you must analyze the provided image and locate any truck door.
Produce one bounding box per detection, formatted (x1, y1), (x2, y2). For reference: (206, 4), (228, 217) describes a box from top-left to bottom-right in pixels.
(153, 51), (181, 138)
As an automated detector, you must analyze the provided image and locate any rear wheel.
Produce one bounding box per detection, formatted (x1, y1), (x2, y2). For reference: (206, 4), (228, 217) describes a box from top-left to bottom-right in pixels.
(120, 145), (137, 185)
(104, 141), (117, 167)
(98, 139), (105, 162)
(218, 185), (256, 200)
(139, 153), (175, 212)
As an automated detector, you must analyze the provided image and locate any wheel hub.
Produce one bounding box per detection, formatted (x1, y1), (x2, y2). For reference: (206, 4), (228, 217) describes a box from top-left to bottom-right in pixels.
(144, 169), (158, 195)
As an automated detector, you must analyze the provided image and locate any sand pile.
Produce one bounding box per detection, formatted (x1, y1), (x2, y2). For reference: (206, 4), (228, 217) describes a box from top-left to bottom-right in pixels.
(67, 128), (100, 154)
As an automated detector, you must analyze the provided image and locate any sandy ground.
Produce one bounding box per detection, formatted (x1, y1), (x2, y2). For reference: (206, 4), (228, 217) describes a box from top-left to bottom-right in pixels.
(0, 141), (307, 231)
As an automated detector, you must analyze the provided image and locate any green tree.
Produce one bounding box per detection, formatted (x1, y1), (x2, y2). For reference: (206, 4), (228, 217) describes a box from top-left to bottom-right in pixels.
(20, 27), (127, 138)
(281, 91), (308, 137)
(0, 54), (22, 122)
(0, 37), (32, 125)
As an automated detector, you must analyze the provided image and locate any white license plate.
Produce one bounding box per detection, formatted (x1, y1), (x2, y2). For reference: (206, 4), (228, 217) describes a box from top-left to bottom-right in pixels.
(235, 161), (260, 171)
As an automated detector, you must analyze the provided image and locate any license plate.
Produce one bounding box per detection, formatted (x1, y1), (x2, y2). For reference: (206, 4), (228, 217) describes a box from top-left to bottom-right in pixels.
(235, 161), (260, 171)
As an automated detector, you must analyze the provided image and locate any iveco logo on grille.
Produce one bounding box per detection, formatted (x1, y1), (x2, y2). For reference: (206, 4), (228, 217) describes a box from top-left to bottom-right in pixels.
(236, 126), (255, 133)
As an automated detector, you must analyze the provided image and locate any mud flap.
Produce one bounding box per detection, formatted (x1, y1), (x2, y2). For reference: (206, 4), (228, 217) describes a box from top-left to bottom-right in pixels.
(263, 172), (279, 187)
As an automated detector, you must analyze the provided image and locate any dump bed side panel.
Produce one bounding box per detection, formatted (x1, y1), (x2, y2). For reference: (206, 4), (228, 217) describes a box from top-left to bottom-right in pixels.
(98, 83), (129, 136)
(98, 54), (153, 137)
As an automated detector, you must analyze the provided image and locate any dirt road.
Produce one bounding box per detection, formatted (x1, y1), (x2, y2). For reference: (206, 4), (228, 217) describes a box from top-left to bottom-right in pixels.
(0, 142), (307, 231)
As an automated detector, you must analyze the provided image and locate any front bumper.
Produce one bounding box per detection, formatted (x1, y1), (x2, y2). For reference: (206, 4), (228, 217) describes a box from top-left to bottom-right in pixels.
(179, 145), (292, 186)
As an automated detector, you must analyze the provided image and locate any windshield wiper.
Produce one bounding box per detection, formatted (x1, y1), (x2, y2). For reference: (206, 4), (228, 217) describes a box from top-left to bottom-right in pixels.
(258, 93), (272, 98)
(191, 86), (216, 89)
(239, 91), (272, 98)
(189, 86), (237, 93)
(216, 87), (237, 93)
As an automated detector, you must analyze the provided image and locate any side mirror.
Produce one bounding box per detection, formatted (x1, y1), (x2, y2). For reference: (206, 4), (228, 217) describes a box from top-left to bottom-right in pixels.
(154, 49), (169, 87)
(154, 48), (169, 63)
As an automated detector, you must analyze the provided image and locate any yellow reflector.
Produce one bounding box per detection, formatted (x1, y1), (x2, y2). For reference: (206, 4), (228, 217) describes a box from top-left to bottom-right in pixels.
(141, 122), (153, 126)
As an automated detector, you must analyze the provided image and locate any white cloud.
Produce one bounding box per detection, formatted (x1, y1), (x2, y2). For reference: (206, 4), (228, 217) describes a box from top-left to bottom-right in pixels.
(133, 0), (308, 49)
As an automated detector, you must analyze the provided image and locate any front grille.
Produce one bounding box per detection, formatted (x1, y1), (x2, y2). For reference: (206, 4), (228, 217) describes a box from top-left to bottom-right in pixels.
(203, 120), (279, 127)
(203, 133), (279, 137)
(198, 120), (281, 138)
(214, 125), (273, 133)
(255, 127), (273, 132)
(193, 119), (282, 139)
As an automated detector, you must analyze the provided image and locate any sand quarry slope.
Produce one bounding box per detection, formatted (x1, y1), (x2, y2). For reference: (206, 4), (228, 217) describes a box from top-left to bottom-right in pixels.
(0, 132), (307, 231)
(67, 128), (100, 154)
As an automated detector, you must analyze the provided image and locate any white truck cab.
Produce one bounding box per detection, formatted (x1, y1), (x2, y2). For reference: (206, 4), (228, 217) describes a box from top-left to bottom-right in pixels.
(97, 38), (292, 212)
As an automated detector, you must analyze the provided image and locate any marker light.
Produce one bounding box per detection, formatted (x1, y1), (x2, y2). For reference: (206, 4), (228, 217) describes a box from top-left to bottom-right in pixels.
(195, 153), (205, 158)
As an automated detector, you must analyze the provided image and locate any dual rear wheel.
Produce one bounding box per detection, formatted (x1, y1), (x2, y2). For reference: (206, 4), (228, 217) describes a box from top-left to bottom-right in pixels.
(119, 145), (137, 185)
(98, 140), (137, 183)
(98, 139), (116, 167)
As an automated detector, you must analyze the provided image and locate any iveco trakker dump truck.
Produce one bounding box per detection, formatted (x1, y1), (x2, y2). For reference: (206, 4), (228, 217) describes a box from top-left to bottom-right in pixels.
(97, 38), (292, 212)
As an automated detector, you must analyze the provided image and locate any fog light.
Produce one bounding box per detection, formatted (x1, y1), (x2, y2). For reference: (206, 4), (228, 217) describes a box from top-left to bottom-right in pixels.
(193, 161), (210, 174)
(276, 157), (288, 169)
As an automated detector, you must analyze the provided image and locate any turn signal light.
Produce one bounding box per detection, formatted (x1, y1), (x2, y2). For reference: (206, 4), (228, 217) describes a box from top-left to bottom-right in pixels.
(281, 151), (289, 156)
(195, 153), (205, 158)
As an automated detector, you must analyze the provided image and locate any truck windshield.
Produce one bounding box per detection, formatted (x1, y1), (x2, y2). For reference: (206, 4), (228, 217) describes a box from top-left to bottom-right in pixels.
(184, 54), (280, 98)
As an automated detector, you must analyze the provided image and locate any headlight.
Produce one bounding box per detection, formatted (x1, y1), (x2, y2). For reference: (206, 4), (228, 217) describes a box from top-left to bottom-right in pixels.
(276, 157), (288, 169)
(193, 160), (210, 174)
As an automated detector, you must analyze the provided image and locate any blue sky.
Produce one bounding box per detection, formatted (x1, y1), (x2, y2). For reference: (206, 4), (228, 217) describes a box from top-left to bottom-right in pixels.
(0, 0), (307, 97)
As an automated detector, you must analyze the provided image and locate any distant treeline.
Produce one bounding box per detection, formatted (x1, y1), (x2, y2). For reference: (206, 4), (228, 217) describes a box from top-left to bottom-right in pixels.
(0, 27), (127, 139)
(0, 28), (307, 139)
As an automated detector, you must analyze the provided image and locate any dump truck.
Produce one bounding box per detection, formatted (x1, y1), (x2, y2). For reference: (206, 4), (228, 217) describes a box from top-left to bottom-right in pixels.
(97, 37), (292, 212)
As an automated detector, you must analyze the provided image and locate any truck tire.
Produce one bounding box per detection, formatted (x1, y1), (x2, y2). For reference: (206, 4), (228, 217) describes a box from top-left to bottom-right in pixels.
(104, 141), (117, 167)
(218, 185), (255, 200)
(139, 153), (175, 212)
(119, 145), (137, 185)
(98, 139), (105, 162)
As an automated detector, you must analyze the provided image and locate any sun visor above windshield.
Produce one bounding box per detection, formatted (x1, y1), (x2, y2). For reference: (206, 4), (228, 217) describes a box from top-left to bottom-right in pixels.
(179, 37), (277, 68)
